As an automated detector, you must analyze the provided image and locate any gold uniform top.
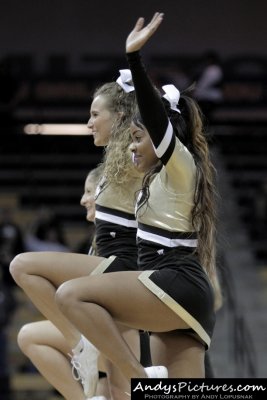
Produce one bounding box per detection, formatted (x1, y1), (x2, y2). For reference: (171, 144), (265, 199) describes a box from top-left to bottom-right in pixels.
(128, 51), (198, 252)
(127, 52), (215, 352)
(137, 130), (197, 248)
(137, 132), (197, 249)
(94, 171), (143, 259)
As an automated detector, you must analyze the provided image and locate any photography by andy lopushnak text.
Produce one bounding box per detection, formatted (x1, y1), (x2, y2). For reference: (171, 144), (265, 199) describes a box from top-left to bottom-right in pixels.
(131, 379), (266, 400)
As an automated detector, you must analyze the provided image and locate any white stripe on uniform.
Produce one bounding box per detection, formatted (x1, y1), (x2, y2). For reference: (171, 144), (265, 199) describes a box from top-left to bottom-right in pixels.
(137, 228), (197, 248)
(153, 120), (173, 158)
(96, 210), (137, 228)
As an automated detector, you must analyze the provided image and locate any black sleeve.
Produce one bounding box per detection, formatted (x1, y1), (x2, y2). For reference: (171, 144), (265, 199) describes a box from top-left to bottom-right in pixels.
(127, 51), (171, 149)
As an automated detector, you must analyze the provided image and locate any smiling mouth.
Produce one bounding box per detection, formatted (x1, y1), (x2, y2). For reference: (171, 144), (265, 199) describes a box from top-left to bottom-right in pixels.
(132, 154), (142, 166)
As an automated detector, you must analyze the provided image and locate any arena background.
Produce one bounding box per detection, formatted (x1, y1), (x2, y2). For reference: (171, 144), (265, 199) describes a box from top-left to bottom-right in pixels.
(1, 0), (267, 70)
(1, 1), (267, 399)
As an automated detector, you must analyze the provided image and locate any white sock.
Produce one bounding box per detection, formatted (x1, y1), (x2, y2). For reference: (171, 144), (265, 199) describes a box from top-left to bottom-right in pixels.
(72, 336), (84, 355)
(72, 335), (99, 357)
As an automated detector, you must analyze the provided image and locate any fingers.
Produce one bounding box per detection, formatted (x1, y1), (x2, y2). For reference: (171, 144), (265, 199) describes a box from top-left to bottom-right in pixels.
(126, 11), (164, 53)
(134, 17), (145, 32)
(147, 12), (164, 31)
(134, 11), (164, 33)
(150, 12), (163, 25)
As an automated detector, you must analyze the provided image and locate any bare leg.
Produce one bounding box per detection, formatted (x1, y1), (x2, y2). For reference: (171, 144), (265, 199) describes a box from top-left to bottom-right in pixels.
(17, 320), (86, 400)
(18, 320), (139, 400)
(10, 252), (104, 347)
(150, 332), (205, 378)
(107, 328), (140, 400)
(55, 271), (197, 385)
(96, 375), (110, 399)
(10, 253), (142, 398)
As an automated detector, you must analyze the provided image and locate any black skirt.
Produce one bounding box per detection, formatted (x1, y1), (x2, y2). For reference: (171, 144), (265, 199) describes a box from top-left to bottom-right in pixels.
(137, 244), (215, 349)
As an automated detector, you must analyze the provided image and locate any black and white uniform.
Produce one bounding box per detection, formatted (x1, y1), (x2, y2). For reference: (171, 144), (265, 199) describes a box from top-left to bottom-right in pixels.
(91, 171), (152, 367)
(91, 172), (142, 274)
(127, 51), (215, 349)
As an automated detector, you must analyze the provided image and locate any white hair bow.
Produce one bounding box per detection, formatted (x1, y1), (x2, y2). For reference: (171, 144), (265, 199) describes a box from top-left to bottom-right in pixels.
(162, 84), (181, 113)
(116, 69), (135, 93)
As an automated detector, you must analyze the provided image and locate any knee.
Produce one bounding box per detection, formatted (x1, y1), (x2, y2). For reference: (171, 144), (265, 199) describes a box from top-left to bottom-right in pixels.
(17, 323), (37, 355)
(55, 281), (79, 316)
(9, 253), (28, 284)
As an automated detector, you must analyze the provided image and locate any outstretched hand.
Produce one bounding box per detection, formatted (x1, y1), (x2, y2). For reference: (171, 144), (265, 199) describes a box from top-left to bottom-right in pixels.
(126, 12), (164, 53)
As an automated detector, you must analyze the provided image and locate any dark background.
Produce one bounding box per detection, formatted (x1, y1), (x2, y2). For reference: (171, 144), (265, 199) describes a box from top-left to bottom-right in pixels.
(1, 2), (267, 396)
(1, 0), (267, 73)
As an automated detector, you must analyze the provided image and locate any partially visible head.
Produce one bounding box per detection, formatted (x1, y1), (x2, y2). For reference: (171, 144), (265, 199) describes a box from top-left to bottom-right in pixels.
(87, 82), (136, 147)
(80, 165), (103, 222)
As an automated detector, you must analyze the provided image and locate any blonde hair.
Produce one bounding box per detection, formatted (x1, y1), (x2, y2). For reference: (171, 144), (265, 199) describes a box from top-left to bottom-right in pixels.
(86, 165), (104, 188)
(93, 82), (137, 185)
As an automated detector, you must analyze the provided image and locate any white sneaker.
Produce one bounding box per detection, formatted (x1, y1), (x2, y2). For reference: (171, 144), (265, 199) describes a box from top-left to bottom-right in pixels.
(87, 397), (107, 400)
(70, 336), (100, 398)
(145, 366), (168, 378)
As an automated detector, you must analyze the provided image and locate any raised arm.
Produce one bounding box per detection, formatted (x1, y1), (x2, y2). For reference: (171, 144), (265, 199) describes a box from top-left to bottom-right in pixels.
(126, 13), (196, 188)
(126, 12), (164, 54)
(126, 13), (172, 154)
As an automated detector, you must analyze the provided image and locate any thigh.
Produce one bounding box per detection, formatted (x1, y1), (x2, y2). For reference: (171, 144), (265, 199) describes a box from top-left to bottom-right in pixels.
(150, 331), (205, 378)
(22, 320), (109, 373)
(20, 320), (71, 355)
(16, 252), (105, 287)
(64, 271), (189, 332)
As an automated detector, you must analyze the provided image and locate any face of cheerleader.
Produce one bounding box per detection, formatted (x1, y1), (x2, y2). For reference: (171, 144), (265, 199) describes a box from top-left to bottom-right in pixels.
(87, 94), (115, 146)
(80, 174), (97, 222)
(130, 122), (158, 173)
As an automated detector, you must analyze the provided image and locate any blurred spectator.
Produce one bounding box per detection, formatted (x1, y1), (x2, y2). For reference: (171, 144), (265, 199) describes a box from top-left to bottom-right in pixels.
(75, 222), (95, 254)
(0, 207), (24, 399)
(0, 207), (25, 287)
(25, 207), (70, 252)
(0, 273), (16, 400)
(193, 50), (224, 117)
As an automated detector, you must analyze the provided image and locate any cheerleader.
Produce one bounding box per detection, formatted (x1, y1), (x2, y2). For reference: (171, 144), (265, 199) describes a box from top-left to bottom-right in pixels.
(55, 12), (221, 393)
